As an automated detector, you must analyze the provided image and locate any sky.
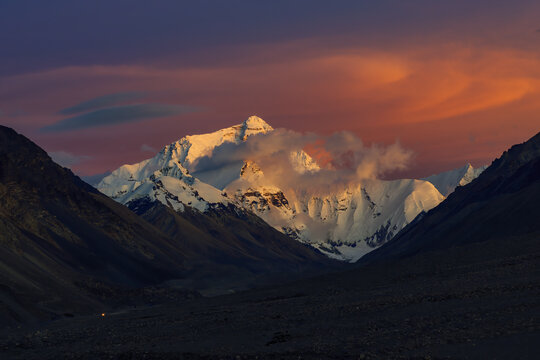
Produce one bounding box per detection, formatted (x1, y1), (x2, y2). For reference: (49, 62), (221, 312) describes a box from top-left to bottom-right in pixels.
(1, 0), (539, 180)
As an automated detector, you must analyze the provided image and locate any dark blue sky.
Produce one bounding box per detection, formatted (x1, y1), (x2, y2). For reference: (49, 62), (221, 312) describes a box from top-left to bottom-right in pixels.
(1, 0), (535, 75)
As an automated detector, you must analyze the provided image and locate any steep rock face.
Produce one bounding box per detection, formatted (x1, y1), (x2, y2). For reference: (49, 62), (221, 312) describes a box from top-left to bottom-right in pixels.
(361, 132), (540, 264)
(99, 116), (448, 261)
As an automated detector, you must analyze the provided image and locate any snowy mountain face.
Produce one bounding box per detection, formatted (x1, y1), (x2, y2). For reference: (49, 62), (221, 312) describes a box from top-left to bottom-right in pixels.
(98, 116), (472, 262)
(98, 116), (273, 212)
(228, 175), (443, 262)
(423, 164), (487, 196)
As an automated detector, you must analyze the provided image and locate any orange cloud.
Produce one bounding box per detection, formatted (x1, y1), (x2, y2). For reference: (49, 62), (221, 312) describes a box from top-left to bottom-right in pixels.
(390, 48), (540, 122)
(2, 42), (539, 177)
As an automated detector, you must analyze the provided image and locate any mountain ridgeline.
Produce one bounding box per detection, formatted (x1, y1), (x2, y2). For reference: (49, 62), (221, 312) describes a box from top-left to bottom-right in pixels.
(1, 123), (539, 358)
(2, 128), (538, 358)
(361, 131), (540, 263)
(0, 125), (333, 325)
(3, 118), (536, 330)
(98, 116), (484, 261)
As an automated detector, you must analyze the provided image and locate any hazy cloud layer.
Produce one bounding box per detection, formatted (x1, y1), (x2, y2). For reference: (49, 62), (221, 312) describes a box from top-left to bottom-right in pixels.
(42, 104), (198, 132)
(140, 144), (157, 153)
(194, 129), (413, 193)
(81, 171), (111, 186)
(59, 92), (146, 115)
(49, 151), (92, 167)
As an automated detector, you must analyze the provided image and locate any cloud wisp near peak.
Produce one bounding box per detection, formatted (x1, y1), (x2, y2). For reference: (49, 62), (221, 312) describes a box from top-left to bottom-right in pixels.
(41, 103), (200, 133)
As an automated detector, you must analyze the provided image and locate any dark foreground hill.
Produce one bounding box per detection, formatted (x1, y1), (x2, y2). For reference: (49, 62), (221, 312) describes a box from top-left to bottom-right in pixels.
(128, 198), (336, 296)
(1, 216), (537, 359)
(0, 126), (193, 324)
(0, 126), (334, 326)
(1, 132), (538, 359)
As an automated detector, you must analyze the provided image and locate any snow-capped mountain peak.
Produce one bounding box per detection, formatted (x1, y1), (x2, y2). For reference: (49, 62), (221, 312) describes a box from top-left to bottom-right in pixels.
(423, 163), (487, 196)
(158, 115), (273, 171)
(238, 115), (274, 141)
(240, 160), (264, 178)
(289, 150), (320, 174)
(98, 116), (481, 262)
(98, 116), (274, 208)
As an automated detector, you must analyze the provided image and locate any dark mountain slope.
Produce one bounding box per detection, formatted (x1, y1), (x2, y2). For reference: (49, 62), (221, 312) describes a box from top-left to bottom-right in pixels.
(0, 126), (335, 323)
(361, 131), (540, 263)
(0, 125), (195, 323)
(128, 199), (336, 294)
(1, 132), (539, 358)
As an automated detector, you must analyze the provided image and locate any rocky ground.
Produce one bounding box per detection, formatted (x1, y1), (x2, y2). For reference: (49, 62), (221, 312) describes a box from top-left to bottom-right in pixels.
(2, 237), (539, 359)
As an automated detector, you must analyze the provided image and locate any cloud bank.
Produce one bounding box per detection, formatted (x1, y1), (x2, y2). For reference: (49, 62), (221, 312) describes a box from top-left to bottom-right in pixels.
(49, 151), (91, 167)
(81, 171), (111, 187)
(193, 129), (413, 193)
(140, 144), (157, 153)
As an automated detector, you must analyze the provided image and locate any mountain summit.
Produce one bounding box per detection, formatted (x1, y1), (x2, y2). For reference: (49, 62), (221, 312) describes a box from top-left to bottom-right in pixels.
(423, 163), (487, 196)
(98, 116), (482, 261)
(98, 116), (274, 208)
(238, 115), (274, 139)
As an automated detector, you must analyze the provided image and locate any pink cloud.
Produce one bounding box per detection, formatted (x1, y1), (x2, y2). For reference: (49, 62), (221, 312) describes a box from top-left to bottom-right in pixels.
(1, 42), (538, 177)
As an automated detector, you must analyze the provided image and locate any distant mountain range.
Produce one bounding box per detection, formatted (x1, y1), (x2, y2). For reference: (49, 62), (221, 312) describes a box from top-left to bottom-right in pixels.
(98, 116), (485, 261)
